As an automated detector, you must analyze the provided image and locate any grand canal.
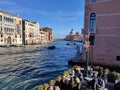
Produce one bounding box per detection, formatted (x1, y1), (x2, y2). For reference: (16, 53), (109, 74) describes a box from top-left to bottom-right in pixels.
(0, 41), (82, 90)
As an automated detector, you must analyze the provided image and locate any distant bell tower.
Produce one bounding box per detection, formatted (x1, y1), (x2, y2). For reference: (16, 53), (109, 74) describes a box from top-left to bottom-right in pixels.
(70, 29), (74, 35)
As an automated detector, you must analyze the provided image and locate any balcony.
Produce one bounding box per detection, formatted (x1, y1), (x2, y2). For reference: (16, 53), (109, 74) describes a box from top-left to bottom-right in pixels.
(29, 33), (34, 37)
(0, 31), (2, 34)
(88, 27), (96, 34)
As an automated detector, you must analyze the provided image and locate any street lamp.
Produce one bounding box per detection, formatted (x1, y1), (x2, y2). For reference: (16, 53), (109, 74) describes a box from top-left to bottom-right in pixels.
(83, 33), (90, 77)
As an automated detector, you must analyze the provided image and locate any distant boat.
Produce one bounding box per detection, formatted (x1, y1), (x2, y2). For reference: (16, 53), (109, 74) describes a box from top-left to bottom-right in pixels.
(66, 43), (70, 45)
(47, 45), (56, 49)
(73, 42), (76, 45)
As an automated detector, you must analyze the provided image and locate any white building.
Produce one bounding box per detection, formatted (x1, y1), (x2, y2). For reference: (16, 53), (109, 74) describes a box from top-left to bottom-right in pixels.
(0, 10), (22, 46)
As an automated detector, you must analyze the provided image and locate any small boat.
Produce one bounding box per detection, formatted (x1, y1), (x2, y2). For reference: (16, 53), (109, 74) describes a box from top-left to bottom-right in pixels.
(47, 45), (56, 49)
(73, 42), (76, 45)
(66, 43), (70, 45)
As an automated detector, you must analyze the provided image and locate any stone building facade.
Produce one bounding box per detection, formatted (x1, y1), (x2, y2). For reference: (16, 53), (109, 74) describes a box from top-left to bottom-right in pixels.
(0, 10), (53, 46)
(22, 20), (40, 45)
(65, 29), (82, 42)
(0, 10), (22, 46)
(39, 27), (53, 44)
(83, 0), (120, 66)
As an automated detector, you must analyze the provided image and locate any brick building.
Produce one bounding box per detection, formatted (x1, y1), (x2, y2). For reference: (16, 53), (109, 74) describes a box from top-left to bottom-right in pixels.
(83, 0), (120, 66)
(39, 27), (53, 44)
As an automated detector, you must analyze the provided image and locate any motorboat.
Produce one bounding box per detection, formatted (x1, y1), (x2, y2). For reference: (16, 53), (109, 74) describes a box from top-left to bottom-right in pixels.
(47, 45), (56, 49)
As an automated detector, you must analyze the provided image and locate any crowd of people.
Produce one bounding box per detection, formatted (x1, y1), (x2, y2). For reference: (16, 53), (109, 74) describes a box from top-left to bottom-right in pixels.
(114, 73), (120, 90)
(39, 65), (119, 90)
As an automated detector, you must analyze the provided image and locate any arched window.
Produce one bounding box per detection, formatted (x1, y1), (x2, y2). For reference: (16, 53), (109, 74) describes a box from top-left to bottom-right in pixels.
(89, 13), (96, 28)
(89, 13), (96, 45)
(0, 26), (2, 31)
(1, 34), (3, 37)
(0, 15), (2, 21)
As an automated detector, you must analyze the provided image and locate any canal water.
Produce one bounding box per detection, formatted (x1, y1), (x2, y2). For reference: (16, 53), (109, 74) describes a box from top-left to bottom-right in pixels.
(0, 41), (82, 90)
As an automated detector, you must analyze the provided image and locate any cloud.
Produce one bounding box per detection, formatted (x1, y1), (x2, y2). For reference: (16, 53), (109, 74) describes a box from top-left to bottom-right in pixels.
(0, 0), (84, 22)
(48, 11), (84, 22)
(0, 0), (16, 5)
(0, 0), (49, 15)
(0, 0), (21, 13)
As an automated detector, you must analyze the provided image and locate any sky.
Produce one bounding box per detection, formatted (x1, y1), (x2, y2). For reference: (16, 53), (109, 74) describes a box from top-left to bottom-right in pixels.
(0, 0), (85, 38)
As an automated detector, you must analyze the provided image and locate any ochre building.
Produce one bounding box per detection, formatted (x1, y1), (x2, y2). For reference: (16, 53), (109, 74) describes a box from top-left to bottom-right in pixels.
(22, 20), (40, 45)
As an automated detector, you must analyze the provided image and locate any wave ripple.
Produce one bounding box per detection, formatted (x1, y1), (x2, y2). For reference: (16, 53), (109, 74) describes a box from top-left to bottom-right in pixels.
(0, 41), (82, 90)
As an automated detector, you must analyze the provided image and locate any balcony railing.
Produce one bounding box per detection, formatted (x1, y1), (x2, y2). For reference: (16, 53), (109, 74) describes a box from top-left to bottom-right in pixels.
(88, 27), (96, 34)
(0, 31), (2, 33)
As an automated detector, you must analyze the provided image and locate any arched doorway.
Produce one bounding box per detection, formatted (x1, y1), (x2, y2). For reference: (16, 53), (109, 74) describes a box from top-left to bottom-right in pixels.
(7, 36), (11, 45)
